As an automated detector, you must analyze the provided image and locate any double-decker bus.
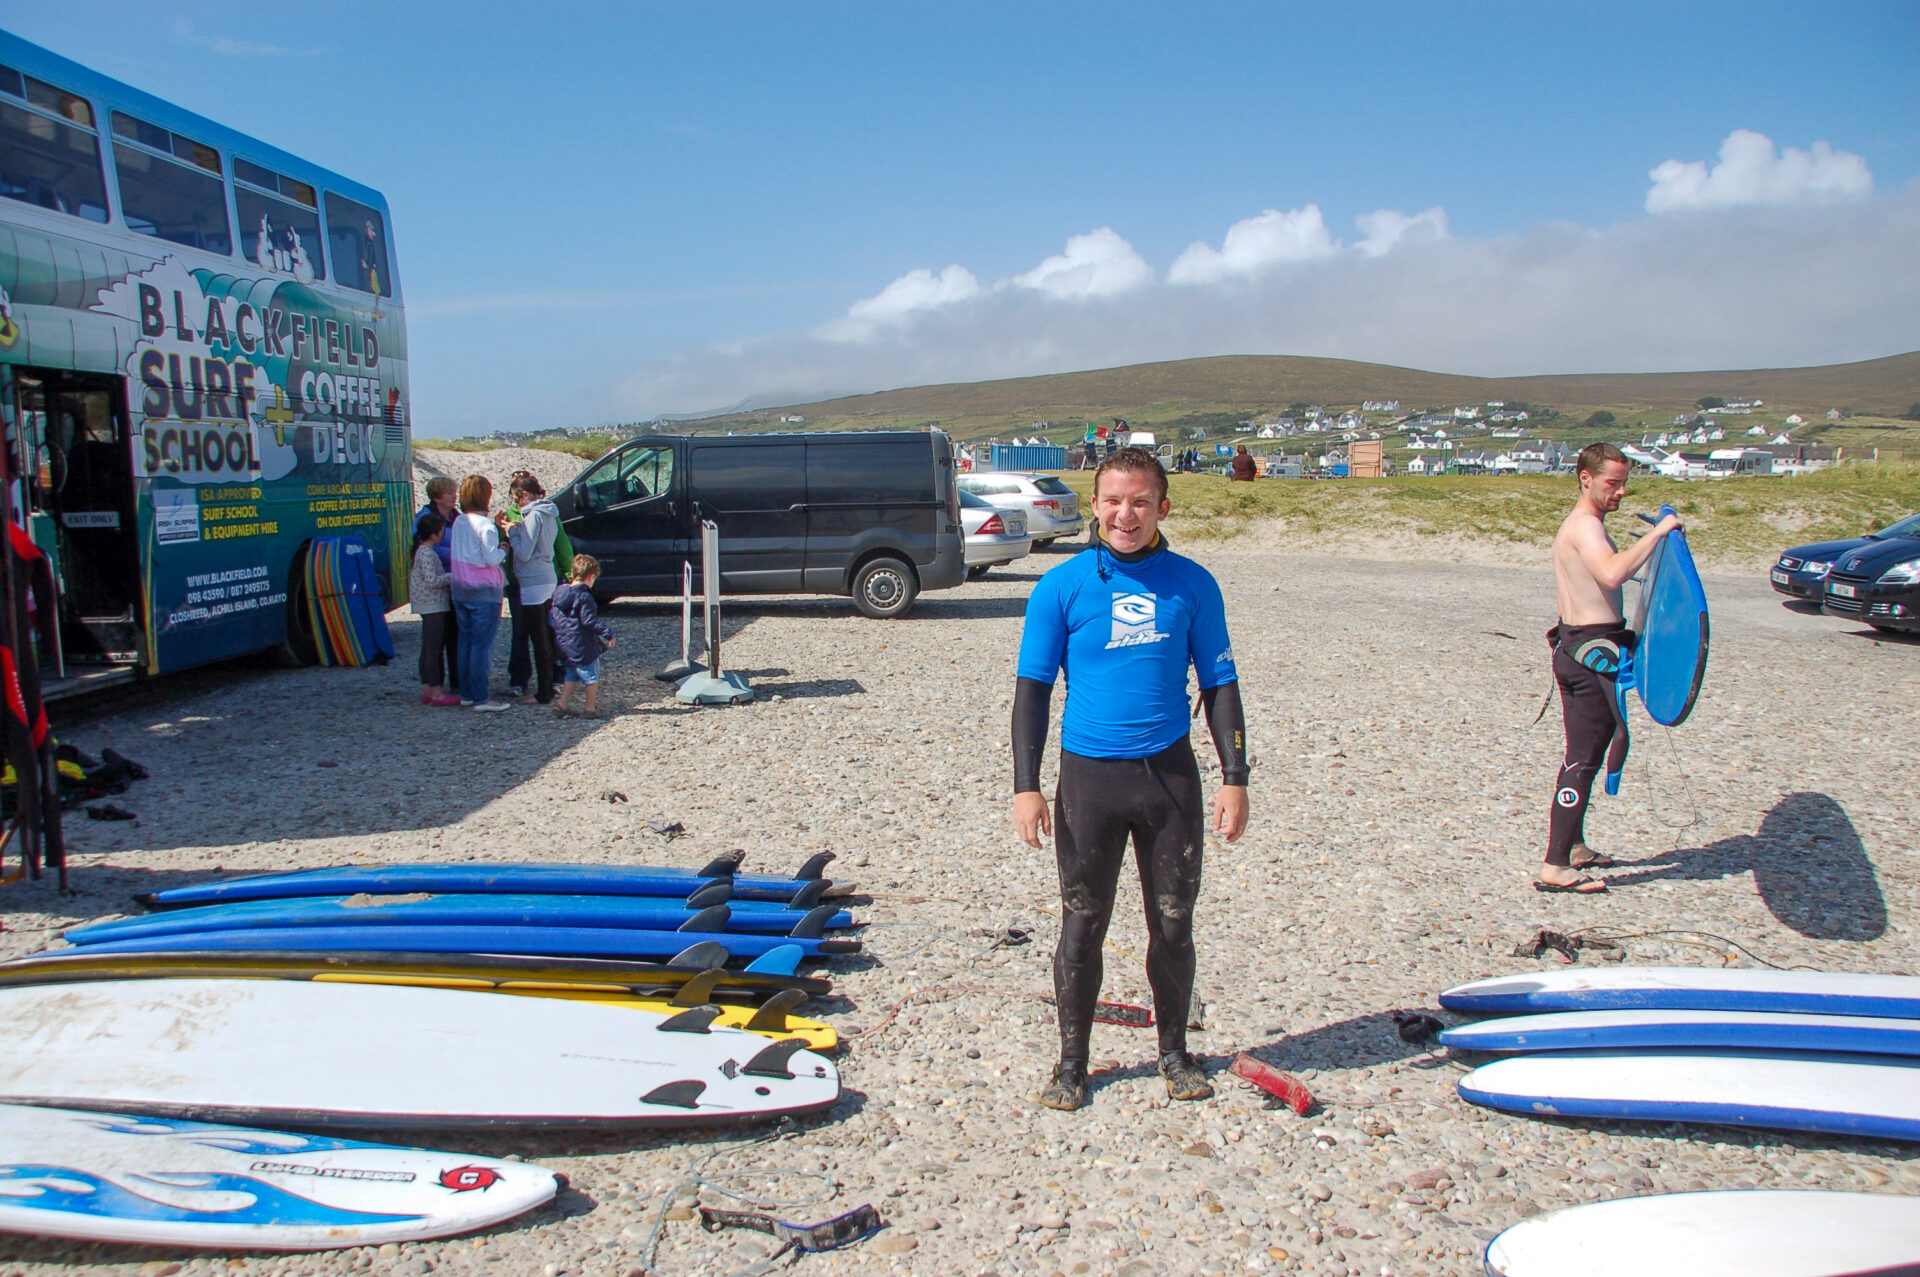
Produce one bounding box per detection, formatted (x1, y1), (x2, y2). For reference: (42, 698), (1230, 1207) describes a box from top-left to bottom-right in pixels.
(0, 29), (409, 691)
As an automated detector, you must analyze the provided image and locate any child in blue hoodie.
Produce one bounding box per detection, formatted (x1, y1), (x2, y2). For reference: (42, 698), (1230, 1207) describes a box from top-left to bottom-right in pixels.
(549, 555), (615, 717)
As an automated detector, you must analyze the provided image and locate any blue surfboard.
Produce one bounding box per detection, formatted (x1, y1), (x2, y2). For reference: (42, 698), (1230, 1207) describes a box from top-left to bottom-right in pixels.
(1440, 1008), (1920, 1058)
(66, 926), (854, 964)
(340, 535), (395, 663)
(135, 854), (840, 909)
(1439, 968), (1920, 1020)
(1632, 504), (1709, 727)
(65, 897), (853, 946)
(1458, 1049), (1920, 1142)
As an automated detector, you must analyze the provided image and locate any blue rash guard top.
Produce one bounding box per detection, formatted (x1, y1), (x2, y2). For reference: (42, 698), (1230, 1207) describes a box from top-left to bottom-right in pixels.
(1016, 542), (1239, 760)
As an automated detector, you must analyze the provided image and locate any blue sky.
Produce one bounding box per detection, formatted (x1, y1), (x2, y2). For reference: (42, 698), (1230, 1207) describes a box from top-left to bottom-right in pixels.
(8, 2), (1919, 433)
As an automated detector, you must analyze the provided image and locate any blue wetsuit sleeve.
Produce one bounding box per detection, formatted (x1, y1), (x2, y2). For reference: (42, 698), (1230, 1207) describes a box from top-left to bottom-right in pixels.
(1187, 567), (1238, 690)
(1015, 571), (1068, 686)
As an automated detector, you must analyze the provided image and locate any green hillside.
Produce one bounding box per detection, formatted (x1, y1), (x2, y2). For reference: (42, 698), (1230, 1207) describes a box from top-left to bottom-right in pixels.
(695, 350), (1920, 459)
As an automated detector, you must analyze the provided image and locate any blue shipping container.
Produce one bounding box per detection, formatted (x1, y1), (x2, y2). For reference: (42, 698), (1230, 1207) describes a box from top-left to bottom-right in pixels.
(989, 444), (1068, 471)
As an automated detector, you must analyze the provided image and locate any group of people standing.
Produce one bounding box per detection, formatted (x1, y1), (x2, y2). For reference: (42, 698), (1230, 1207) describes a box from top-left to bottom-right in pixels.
(409, 471), (617, 716)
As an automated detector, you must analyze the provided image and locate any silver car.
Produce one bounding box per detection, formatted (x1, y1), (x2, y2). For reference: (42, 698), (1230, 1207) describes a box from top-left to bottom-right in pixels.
(957, 472), (1085, 545)
(961, 490), (1032, 579)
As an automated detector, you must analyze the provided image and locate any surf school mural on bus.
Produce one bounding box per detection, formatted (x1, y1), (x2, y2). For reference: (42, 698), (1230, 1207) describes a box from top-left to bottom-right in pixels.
(0, 221), (411, 674)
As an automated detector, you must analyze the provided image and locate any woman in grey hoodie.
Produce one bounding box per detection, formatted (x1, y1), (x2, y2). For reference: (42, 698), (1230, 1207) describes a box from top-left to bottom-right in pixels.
(506, 474), (561, 704)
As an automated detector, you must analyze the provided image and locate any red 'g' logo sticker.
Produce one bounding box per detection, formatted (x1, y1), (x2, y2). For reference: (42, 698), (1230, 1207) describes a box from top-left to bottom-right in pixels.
(439, 1165), (501, 1192)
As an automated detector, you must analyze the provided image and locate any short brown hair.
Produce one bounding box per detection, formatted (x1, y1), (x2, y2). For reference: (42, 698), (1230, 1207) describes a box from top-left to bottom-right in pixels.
(510, 472), (545, 499)
(458, 474), (493, 513)
(570, 553), (600, 582)
(425, 475), (456, 501)
(1093, 447), (1168, 502)
(1576, 442), (1628, 477)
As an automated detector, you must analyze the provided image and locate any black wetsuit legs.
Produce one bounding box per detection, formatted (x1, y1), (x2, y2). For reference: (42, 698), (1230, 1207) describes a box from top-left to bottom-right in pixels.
(1053, 739), (1205, 1061)
(1548, 632), (1617, 866)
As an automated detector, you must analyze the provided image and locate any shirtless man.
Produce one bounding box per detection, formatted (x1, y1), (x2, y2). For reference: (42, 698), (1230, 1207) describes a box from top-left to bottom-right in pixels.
(1542, 443), (1681, 892)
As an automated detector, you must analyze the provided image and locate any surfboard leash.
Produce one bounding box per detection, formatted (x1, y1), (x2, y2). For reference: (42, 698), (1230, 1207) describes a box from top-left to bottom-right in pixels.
(635, 1118), (844, 1277)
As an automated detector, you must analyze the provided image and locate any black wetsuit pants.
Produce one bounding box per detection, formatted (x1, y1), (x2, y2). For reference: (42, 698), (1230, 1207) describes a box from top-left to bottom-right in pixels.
(1548, 623), (1624, 866)
(1053, 738), (1205, 1061)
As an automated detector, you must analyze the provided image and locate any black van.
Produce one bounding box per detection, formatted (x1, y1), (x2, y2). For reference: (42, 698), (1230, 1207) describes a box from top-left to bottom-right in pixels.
(554, 430), (966, 618)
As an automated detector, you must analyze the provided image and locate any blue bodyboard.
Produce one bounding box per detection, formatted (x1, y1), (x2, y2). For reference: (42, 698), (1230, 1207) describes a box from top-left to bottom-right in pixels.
(65, 894), (851, 945)
(68, 925), (844, 965)
(339, 536), (395, 662)
(1633, 505), (1708, 727)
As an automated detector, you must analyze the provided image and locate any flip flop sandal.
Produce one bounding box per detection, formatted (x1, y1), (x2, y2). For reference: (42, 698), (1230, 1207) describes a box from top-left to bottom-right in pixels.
(1533, 877), (1606, 894)
(85, 803), (136, 821)
(1570, 852), (1618, 869)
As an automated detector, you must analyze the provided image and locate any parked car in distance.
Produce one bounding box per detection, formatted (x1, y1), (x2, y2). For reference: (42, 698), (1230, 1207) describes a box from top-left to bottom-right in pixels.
(1771, 512), (1920, 602)
(960, 490), (1032, 579)
(957, 472), (1085, 546)
(556, 430), (965, 619)
(1820, 527), (1920, 633)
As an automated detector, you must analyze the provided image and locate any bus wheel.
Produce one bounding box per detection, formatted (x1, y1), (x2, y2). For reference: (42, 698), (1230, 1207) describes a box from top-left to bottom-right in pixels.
(274, 542), (321, 666)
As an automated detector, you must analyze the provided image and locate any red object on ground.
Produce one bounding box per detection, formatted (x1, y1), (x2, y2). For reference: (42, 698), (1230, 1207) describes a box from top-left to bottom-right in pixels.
(1092, 1001), (1152, 1028)
(1229, 1052), (1315, 1115)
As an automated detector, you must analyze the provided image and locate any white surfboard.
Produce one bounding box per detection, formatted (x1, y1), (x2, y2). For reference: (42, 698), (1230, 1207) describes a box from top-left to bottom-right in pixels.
(1440, 1007), (1920, 1057)
(1458, 1049), (1920, 1141)
(0, 1102), (558, 1250)
(1485, 1190), (1920, 1277)
(0, 979), (837, 1129)
(1440, 967), (1920, 1020)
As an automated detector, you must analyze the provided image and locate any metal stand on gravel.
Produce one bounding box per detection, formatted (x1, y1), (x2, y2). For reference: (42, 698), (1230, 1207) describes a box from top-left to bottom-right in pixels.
(675, 521), (753, 706)
(653, 560), (706, 682)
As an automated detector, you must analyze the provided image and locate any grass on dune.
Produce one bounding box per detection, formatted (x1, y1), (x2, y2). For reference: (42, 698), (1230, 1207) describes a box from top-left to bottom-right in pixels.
(1057, 464), (1920, 564)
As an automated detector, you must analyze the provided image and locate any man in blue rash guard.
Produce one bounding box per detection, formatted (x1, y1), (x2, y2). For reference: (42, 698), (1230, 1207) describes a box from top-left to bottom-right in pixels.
(1011, 447), (1251, 1112)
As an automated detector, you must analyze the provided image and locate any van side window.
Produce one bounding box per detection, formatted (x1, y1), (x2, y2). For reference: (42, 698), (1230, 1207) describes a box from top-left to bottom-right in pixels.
(689, 444), (804, 512)
(579, 444), (673, 509)
(0, 67), (109, 223)
(808, 438), (932, 504)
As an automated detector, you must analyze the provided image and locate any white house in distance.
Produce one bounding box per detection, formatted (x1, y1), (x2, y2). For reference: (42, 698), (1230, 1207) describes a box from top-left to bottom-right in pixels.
(1784, 413), (1805, 425)
(1362, 399), (1401, 413)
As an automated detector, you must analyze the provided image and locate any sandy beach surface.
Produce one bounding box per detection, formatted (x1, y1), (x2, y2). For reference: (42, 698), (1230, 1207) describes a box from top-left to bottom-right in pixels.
(7, 535), (1917, 1277)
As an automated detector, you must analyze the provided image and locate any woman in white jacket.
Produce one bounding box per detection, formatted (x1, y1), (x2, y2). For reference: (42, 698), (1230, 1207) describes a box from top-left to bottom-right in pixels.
(506, 474), (561, 704)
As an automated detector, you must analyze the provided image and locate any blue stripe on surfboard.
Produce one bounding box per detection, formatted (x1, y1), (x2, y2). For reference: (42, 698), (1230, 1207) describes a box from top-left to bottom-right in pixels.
(65, 896), (853, 945)
(1438, 985), (1920, 1020)
(1458, 1078), (1920, 1143)
(140, 865), (828, 907)
(66, 926), (841, 966)
(1439, 1010), (1920, 1058)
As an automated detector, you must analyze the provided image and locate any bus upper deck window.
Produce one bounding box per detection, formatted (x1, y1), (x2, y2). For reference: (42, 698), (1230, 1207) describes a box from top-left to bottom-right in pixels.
(110, 110), (231, 255)
(235, 158), (324, 281)
(325, 191), (392, 297)
(0, 71), (108, 223)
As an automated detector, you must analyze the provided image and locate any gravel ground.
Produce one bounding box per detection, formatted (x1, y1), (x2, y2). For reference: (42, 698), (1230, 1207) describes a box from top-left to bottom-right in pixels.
(7, 540), (1917, 1277)
(412, 446), (590, 512)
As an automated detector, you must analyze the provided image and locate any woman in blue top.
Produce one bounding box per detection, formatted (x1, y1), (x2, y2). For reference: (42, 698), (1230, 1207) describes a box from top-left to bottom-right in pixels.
(1011, 448), (1251, 1112)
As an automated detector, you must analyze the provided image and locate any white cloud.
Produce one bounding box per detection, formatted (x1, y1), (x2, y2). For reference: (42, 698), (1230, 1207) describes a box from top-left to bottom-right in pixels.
(1168, 205), (1339, 284)
(817, 265), (980, 341)
(1354, 206), (1449, 257)
(1647, 128), (1873, 213)
(611, 190), (1920, 418)
(1011, 227), (1154, 298)
(171, 17), (318, 57)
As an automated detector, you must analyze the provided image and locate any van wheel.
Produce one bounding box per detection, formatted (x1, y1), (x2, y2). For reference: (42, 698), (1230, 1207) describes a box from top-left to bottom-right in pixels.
(274, 543), (320, 666)
(852, 556), (918, 619)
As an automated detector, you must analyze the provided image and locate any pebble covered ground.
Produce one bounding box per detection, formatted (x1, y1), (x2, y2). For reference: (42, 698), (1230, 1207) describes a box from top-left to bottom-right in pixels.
(3, 531), (1916, 1277)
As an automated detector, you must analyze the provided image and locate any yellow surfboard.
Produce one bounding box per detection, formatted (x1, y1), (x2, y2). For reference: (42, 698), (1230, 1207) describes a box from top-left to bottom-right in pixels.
(308, 972), (837, 1050)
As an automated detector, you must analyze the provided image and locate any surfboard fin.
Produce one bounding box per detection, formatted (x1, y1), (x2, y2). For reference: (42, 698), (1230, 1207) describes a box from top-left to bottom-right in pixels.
(786, 905), (838, 940)
(742, 1037), (809, 1079)
(658, 1004), (723, 1034)
(681, 905), (731, 933)
(667, 941), (730, 970)
(697, 850), (747, 879)
(787, 879), (828, 910)
(684, 880), (733, 909)
(641, 1079), (706, 1109)
(792, 852), (835, 881)
(745, 988), (806, 1032)
(669, 968), (723, 1007)
(745, 944), (803, 976)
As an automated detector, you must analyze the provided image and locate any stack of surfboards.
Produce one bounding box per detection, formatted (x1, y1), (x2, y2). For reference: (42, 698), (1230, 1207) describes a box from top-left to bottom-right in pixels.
(0, 852), (857, 1137)
(1438, 966), (1920, 1142)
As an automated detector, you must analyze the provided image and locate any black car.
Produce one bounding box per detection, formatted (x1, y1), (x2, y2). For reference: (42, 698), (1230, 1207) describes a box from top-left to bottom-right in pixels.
(1771, 512), (1920, 602)
(1821, 529), (1920, 633)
